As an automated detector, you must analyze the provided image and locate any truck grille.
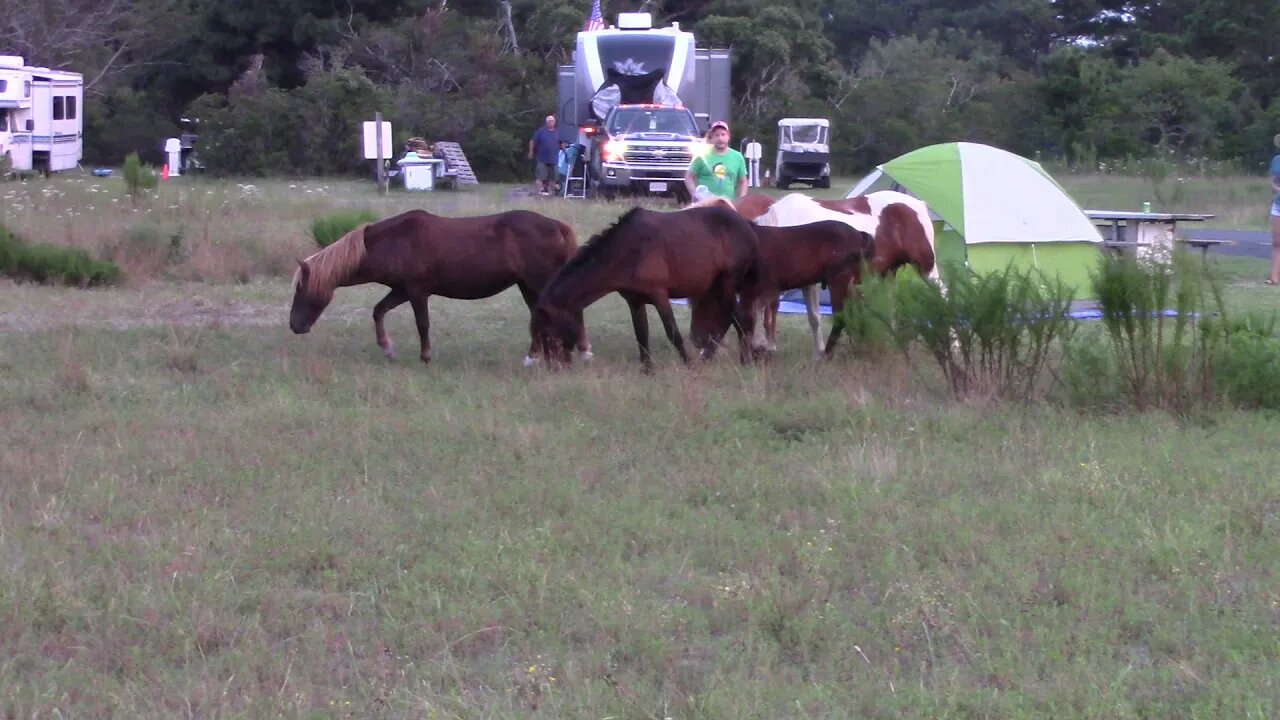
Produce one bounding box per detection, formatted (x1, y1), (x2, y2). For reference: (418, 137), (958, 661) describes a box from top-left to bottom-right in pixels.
(623, 145), (692, 166)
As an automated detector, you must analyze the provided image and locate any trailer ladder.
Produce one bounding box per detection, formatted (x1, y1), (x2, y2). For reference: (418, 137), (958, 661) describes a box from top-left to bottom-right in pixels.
(434, 142), (478, 185)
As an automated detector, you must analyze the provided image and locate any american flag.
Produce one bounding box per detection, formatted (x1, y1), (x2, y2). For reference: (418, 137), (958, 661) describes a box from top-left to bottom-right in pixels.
(584, 0), (604, 31)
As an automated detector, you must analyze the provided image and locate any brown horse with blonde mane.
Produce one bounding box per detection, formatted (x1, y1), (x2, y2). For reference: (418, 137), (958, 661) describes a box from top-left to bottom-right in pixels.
(289, 208), (591, 365)
(532, 204), (762, 371)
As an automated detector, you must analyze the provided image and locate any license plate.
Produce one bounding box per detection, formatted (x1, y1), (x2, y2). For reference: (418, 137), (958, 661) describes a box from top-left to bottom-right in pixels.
(648, 181), (668, 192)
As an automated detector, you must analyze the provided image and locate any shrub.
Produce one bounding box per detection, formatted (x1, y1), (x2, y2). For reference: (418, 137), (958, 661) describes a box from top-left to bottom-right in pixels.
(1212, 332), (1280, 410)
(0, 223), (122, 287)
(122, 152), (157, 205)
(833, 266), (909, 358)
(836, 263), (1077, 402)
(310, 209), (379, 248)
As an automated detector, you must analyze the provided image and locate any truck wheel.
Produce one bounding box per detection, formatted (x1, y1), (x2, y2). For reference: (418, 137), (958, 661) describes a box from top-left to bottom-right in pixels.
(816, 176), (830, 189)
(600, 185), (618, 202)
(777, 176), (790, 190)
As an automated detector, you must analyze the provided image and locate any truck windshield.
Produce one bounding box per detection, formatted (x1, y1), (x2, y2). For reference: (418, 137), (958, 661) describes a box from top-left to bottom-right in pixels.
(608, 108), (697, 136)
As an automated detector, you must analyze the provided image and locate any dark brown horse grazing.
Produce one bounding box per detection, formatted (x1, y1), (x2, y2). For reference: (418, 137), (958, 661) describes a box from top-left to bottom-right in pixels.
(532, 204), (762, 370)
(694, 218), (877, 358)
(289, 208), (592, 365)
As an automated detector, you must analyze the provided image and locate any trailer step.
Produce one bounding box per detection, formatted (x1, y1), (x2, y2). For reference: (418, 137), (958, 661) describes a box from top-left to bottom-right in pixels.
(434, 142), (479, 185)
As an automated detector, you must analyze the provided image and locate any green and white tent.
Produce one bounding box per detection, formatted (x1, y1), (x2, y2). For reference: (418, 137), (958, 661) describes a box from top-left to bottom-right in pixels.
(848, 142), (1105, 299)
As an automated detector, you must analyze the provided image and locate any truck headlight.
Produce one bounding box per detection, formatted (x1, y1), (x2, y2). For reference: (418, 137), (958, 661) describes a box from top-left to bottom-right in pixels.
(603, 140), (626, 162)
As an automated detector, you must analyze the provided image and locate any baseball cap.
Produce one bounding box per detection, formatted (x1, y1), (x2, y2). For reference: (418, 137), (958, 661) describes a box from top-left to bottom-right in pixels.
(710, 120), (730, 133)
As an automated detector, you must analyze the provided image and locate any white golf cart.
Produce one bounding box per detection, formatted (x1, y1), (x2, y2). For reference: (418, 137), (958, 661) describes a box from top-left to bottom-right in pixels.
(774, 117), (831, 189)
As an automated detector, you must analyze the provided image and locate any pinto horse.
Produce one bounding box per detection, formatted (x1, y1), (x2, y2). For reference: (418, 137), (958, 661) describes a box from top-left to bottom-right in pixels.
(532, 204), (762, 370)
(693, 191), (937, 356)
(289, 208), (592, 366)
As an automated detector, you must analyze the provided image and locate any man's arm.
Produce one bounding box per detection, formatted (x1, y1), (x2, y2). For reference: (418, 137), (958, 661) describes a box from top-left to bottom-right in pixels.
(528, 136), (536, 160)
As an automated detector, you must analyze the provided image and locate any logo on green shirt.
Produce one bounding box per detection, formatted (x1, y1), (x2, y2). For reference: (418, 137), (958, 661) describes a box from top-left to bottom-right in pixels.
(691, 149), (747, 199)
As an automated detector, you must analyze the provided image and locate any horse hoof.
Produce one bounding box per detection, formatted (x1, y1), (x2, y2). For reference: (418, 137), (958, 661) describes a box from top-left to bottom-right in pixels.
(579, 350), (594, 362)
(522, 355), (541, 368)
(382, 347), (396, 360)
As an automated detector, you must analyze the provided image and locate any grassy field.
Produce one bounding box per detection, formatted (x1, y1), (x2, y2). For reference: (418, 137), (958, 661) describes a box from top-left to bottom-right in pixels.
(2, 172), (1279, 718)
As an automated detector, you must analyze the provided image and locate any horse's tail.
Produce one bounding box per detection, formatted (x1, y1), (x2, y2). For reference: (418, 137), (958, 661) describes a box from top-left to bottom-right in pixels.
(553, 218), (579, 259)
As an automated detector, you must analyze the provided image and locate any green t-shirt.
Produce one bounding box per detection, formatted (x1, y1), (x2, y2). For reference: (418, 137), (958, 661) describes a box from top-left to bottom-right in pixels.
(689, 148), (747, 199)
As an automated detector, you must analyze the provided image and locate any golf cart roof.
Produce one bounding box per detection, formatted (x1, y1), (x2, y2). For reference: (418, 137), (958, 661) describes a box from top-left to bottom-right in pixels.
(778, 118), (829, 127)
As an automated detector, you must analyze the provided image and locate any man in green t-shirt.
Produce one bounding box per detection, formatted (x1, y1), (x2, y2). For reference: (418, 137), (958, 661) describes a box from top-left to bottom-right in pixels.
(684, 120), (747, 200)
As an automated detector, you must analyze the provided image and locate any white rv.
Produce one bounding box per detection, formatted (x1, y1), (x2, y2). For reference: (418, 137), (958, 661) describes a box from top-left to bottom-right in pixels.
(0, 55), (83, 174)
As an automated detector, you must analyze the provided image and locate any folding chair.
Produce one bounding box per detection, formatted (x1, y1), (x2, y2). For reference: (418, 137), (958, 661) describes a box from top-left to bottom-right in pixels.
(562, 144), (589, 199)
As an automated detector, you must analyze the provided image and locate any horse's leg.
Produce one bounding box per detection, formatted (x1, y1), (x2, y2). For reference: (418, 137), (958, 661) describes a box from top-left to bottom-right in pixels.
(372, 287), (409, 359)
(407, 291), (433, 365)
(688, 297), (711, 358)
(699, 278), (741, 361)
(731, 293), (758, 365)
(804, 283), (825, 359)
(750, 295), (771, 353)
(823, 274), (855, 359)
(624, 294), (654, 371)
(766, 295), (780, 352)
(574, 308), (594, 361)
(514, 283), (545, 366)
(653, 295), (693, 364)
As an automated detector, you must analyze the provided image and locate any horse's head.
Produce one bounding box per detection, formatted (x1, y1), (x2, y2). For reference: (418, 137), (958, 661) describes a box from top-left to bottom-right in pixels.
(289, 260), (333, 334)
(531, 302), (581, 367)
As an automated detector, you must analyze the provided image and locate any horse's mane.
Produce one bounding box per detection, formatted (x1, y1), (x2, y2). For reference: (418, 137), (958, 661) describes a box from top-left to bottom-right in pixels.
(293, 223), (369, 295)
(558, 205), (647, 276)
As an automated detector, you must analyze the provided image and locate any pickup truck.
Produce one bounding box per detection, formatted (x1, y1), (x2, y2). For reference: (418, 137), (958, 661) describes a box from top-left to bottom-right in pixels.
(589, 104), (706, 201)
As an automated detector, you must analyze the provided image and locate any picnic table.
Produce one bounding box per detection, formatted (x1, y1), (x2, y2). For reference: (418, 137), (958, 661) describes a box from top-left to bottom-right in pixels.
(1085, 209), (1229, 259)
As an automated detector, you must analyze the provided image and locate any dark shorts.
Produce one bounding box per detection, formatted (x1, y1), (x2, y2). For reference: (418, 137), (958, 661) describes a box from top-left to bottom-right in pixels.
(535, 162), (555, 182)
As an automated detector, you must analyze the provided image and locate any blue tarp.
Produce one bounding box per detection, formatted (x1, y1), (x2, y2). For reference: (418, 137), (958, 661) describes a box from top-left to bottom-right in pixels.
(671, 297), (1189, 321)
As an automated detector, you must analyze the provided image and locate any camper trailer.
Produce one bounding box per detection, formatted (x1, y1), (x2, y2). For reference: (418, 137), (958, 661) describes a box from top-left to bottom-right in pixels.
(555, 12), (731, 199)
(0, 55), (83, 174)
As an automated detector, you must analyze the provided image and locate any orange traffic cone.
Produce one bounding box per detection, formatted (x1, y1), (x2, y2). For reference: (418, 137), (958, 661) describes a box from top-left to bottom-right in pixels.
(161, 163), (169, 180)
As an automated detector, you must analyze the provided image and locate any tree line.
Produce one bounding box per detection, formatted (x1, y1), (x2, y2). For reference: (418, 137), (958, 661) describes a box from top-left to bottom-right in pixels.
(3, 0), (1278, 179)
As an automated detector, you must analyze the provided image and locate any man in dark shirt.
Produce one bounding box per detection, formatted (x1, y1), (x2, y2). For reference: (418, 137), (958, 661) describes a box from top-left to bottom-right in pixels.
(528, 115), (561, 196)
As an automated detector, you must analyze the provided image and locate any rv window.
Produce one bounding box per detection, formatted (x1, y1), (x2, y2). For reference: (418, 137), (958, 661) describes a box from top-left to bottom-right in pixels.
(66, 96), (77, 119)
(0, 80), (6, 93)
(24, 81), (30, 98)
(53, 96), (65, 120)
